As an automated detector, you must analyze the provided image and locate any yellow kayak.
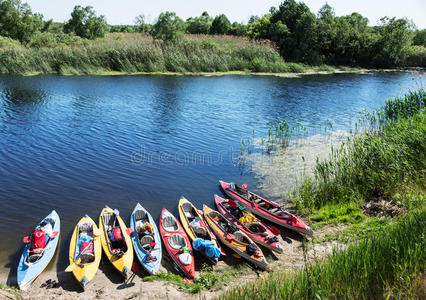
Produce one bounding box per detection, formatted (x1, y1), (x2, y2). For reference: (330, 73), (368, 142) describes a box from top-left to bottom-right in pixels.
(99, 206), (133, 279)
(203, 205), (268, 270)
(178, 197), (221, 264)
(67, 215), (102, 288)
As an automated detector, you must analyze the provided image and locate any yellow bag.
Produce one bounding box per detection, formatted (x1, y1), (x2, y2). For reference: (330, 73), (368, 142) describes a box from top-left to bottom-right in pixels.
(239, 213), (256, 224)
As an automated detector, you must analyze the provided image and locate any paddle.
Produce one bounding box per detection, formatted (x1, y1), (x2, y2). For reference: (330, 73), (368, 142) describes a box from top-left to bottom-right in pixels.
(267, 225), (281, 236)
(65, 240), (93, 272)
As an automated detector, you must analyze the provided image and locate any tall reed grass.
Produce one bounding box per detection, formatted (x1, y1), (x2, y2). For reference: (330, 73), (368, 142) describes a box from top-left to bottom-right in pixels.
(291, 90), (426, 211)
(0, 33), (310, 75)
(219, 210), (426, 299)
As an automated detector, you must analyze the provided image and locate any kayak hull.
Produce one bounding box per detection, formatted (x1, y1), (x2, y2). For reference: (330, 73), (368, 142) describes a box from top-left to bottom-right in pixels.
(99, 207), (133, 279)
(17, 210), (60, 291)
(220, 180), (313, 236)
(69, 215), (102, 288)
(130, 203), (162, 275)
(159, 208), (195, 279)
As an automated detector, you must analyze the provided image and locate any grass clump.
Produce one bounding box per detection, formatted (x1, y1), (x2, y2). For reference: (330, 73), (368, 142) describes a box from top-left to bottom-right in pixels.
(219, 210), (426, 300)
(291, 89), (426, 212)
(143, 263), (245, 294)
(309, 202), (365, 229)
(0, 283), (22, 299)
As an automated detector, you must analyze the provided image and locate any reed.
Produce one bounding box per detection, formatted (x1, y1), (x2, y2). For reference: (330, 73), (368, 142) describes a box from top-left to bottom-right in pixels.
(0, 33), (314, 75)
(291, 90), (426, 211)
(219, 210), (426, 299)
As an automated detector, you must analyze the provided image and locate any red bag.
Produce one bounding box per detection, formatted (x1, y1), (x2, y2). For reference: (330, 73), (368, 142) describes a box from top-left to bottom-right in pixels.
(30, 229), (46, 251)
(80, 241), (94, 254)
(113, 227), (123, 239)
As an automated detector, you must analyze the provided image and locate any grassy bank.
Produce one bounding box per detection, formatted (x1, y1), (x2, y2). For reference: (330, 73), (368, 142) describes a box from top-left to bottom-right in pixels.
(291, 90), (426, 213)
(0, 33), (351, 75)
(219, 211), (426, 300)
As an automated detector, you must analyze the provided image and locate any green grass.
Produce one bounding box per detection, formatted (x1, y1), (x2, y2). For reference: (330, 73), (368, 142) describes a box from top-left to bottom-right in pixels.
(309, 202), (365, 229)
(0, 283), (22, 299)
(291, 90), (426, 212)
(143, 263), (246, 294)
(219, 210), (426, 300)
(0, 33), (319, 75)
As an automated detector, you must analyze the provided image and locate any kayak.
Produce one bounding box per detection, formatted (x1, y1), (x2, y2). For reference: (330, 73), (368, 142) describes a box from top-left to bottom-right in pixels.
(99, 206), (133, 279)
(130, 203), (162, 275)
(220, 181), (313, 236)
(159, 208), (195, 279)
(67, 215), (102, 288)
(203, 205), (269, 270)
(17, 210), (60, 291)
(178, 197), (221, 264)
(214, 195), (283, 254)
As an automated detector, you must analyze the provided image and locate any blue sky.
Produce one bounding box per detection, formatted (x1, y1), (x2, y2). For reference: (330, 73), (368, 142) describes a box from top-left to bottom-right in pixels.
(25, 0), (426, 29)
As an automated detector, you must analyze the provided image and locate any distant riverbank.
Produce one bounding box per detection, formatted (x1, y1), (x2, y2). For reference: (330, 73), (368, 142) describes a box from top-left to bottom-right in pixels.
(1, 33), (421, 76)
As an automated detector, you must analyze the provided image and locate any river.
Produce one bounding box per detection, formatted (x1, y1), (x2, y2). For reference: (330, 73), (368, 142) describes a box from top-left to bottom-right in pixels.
(0, 71), (423, 278)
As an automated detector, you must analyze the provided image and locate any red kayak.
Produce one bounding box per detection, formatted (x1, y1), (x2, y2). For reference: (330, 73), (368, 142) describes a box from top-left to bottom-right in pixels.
(214, 195), (283, 253)
(219, 181), (313, 236)
(159, 209), (195, 279)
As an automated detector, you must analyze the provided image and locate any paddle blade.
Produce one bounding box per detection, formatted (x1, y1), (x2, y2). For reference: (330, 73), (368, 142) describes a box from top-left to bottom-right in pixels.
(23, 236), (30, 243)
(65, 263), (76, 272)
(126, 228), (133, 236)
(50, 231), (59, 238)
(241, 184), (247, 189)
(268, 225), (281, 236)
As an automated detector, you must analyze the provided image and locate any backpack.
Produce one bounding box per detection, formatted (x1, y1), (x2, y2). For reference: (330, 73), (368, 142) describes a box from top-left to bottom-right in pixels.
(30, 228), (46, 253)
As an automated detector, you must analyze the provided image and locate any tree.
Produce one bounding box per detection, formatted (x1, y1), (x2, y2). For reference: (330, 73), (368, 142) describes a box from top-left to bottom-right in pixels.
(0, 0), (44, 43)
(151, 11), (185, 41)
(64, 5), (107, 39)
(135, 14), (151, 33)
(210, 14), (231, 34)
(413, 29), (426, 47)
(247, 14), (271, 40)
(229, 22), (247, 36)
(186, 12), (212, 34)
(375, 17), (414, 66)
(269, 0), (318, 63)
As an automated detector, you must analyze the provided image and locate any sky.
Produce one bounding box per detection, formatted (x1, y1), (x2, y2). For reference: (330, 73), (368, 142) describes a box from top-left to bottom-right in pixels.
(25, 0), (426, 29)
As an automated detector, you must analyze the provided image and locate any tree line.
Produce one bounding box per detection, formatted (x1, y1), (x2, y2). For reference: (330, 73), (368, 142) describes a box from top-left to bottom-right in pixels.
(0, 0), (424, 68)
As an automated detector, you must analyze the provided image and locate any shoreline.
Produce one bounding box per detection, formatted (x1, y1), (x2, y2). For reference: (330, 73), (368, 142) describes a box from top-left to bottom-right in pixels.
(12, 68), (423, 78)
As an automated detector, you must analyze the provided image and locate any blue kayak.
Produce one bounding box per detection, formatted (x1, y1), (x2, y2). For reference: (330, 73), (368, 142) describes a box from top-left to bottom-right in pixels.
(130, 203), (162, 275)
(17, 210), (60, 290)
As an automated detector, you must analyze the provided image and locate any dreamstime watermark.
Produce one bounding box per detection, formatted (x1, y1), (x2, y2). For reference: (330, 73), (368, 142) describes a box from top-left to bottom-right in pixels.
(130, 145), (242, 166)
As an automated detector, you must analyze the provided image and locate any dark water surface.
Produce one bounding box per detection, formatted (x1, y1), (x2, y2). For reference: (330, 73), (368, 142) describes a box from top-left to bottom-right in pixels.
(0, 72), (422, 276)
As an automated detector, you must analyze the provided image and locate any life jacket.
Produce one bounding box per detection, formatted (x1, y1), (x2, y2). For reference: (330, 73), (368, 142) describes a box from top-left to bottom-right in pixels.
(113, 227), (123, 239)
(30, 228), (46, 252)
(142, 221), (153, 232)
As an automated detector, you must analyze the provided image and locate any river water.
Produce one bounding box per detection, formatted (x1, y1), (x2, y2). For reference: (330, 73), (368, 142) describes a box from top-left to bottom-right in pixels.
(0, 72), (423, 277)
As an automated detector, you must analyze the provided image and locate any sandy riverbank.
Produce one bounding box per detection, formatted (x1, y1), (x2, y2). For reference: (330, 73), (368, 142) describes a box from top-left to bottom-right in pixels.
(0, 225), (345, 300)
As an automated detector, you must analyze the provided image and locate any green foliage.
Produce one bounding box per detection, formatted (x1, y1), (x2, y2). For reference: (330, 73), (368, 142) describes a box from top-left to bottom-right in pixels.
(64, 5), (107, 39)
(220, 210), (426, 299)
(211, 14), (231, 35)
(186, 12), (212, 34)
(406, 45), (426, 67)
(0, 0), (43, 43)
(151, 11), (185, 41)
(413, 29), (426, 47)
(134, 14), (151, 34)
(291, 90), (426, 211)
(374, 17), (414, 67)
(0, 282), (22, 299)
(247, 14), (271, 40)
